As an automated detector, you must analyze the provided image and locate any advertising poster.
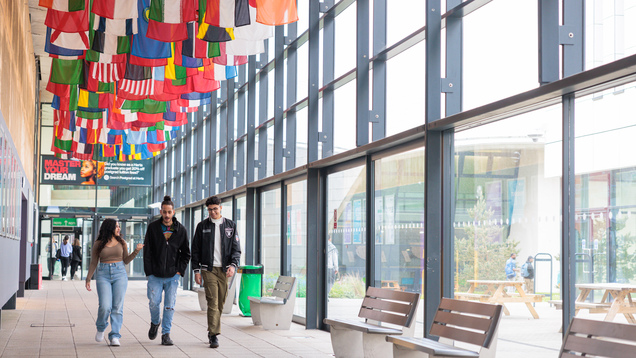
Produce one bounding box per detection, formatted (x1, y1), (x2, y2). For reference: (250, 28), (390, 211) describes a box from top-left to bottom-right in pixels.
(353, 199), (362, 244)
(343, 202), (352, 244)
(375, 197), (383, 244)
(41, 155), (152, 186)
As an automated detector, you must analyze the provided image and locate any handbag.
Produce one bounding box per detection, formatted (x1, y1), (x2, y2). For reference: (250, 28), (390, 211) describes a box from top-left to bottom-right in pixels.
(55, 248), (61, 260)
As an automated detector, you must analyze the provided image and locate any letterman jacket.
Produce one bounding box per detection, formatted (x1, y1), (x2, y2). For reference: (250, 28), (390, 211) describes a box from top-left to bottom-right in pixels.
(191, 216), (241, 273)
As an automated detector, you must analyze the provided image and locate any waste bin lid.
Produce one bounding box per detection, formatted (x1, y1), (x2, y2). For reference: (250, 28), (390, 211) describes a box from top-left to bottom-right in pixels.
(238, 265), (263, 274)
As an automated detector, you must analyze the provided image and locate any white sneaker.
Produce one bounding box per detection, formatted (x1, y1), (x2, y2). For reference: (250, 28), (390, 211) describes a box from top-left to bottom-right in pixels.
(62, 277), (67, 281)
(95, 331), (104, 342)
(110, 337), (120, 346)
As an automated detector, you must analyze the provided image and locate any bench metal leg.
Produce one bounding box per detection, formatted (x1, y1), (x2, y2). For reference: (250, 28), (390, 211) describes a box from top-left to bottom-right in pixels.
(250, 302), (262, 326)
(329, 325), (364, 358)
(361, 333), (395, 358)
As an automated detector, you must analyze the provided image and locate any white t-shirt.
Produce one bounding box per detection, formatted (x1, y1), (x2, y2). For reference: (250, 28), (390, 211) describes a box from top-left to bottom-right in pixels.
(212, 216), (224, 267)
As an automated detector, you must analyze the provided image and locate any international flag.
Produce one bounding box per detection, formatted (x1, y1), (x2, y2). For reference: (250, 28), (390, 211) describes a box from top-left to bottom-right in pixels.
(92, 0), (137, 20)
(198, 23), (234, 42)
(85, 51), (127, 64)
(93, 14), (138, 36)
(182, 22), (221, 58)
(148, 0), (196, 24)
(98, 143), (117, 157)
(91, 31), (131, 55)
(45, 6), (89, 32)
(204, 0), (250, 28)
(131, 0), (172, 59)
(233, 4), (272, 40)
(254, 0), (298, 25)
(212, 42), (248, 65)
(88, 61), (126, 83)
(47, 28), (90, 50)
(129, 54), (168, 67)
(225, 38), (265, 56)
(147, 19), (189, 43)
(39, 0), (85, 12)
(45, 28), (86, 58)
(50, 58), (84, 85)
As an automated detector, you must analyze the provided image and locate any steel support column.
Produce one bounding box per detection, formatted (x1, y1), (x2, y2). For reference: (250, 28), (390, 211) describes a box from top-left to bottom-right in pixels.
(562, 93), (576, 335)
(356, 0), (370, 146)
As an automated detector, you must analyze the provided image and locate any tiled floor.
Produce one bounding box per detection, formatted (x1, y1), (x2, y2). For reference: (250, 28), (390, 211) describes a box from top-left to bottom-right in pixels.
(0, 280), (334, 357)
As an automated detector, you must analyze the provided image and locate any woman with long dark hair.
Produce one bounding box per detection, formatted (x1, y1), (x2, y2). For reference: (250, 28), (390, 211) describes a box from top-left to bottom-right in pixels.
(85, 219), (143, 346)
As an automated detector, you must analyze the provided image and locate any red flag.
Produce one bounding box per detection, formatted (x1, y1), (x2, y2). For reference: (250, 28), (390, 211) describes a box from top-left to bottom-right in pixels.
(45, 7), (89, 32)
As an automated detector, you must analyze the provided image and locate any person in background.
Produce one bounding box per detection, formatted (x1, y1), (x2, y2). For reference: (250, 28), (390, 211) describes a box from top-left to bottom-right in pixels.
(85, 219), (143, 346)
(505, 253), (519, 293)
(144, 195), (190, 346)
(191, 196), (241, 349)
(70, 238), (83, 280)
(59, 236), (73, 281)
(522, 256), (535, 293)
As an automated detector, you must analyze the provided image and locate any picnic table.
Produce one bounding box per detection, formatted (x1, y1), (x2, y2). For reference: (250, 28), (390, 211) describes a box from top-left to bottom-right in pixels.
(454, 279), (543, 319)
(574, 283), (636, 323)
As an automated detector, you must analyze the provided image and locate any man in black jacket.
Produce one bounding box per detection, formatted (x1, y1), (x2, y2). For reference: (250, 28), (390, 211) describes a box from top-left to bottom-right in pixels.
(191, 196), (241, 348)
(144, 195), (190, 346)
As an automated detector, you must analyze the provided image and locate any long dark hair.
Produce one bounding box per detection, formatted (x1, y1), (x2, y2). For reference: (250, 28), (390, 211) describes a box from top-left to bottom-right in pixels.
(95, 218), (126, 257)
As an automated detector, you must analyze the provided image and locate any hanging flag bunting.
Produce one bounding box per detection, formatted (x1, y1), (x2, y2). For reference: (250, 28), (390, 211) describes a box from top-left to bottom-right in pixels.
(41, 0), (296, 162)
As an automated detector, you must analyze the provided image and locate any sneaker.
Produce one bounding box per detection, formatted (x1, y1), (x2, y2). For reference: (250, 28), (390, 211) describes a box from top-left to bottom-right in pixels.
(62, 277), (67, 281)
(161, 333), (174, 346)
(148, 320), (161, 340)
(110, 337), (120, 346)
(95, 331), (104, 342)
(208, 333), (219, 348)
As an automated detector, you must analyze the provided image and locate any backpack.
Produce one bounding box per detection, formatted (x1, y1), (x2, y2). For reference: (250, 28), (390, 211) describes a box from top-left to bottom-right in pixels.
(521, 263), (529, 278)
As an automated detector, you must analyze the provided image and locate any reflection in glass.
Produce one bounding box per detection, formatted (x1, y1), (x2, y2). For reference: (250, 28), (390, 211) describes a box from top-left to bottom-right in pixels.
(261, 188), (281, 294)
(575, 85), (636, 317)
(236, 195), (247, 266)
(453, 104), (562, 350)
(326, 165), (366, 321)
(374, 147), (425, 336)
(287, 180), (307, 317)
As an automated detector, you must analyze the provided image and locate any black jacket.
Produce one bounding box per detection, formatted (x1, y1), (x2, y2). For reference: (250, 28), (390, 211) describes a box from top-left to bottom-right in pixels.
(191, 217), (241, 273)
(144, 217), (191, 278)
(71, 246), (82, 262)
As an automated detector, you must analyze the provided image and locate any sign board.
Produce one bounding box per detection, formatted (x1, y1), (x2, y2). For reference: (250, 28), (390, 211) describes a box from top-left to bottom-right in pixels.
(41, 155), (151, 186)
(52, 218), (77, 227)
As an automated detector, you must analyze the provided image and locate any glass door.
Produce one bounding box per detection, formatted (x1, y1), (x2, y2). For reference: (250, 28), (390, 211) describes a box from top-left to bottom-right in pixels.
(122, 219), (147, 278)
(39, 218), (53, 279)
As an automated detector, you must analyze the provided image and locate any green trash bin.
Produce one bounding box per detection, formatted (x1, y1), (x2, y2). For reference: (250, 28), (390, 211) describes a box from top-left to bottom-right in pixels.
(238, 265), (263, 317)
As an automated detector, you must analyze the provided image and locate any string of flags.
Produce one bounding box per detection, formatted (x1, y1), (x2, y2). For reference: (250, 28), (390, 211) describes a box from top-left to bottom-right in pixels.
(42, 0), (298, 161)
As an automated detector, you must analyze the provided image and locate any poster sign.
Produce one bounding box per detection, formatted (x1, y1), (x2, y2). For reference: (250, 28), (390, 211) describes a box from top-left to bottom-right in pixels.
(41, 155), (151, 186)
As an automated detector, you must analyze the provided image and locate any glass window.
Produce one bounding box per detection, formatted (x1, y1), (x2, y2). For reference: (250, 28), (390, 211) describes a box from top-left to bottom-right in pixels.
(374, 146), (425, 336)
(334, 3), (356, 80)
(286, 180), (307, 317)
(585, 1), (636, 70)
(575, 82), (636, 303)
(261, 187), (282, 294)
(386, 41), (425, 137)
(41, 126), (54, 155)
(463, 1), (539, 111)
(297, 44), (308, 101)
(295, 107), (308, 167)
(333, 80), (357, 154)
(326, 164), (366, 321)
(266, 124), (275, 177)
(453, 103), (562, 350)
(387, 0), (426, 48)
(236, 195), (247, 266)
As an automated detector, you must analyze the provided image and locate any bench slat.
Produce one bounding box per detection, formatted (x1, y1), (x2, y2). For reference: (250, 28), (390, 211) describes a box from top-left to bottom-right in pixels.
(430, 323), (488, 347)
(388, 336), (481, 357)
(361, 296), (414, 315)
(439, 298), (500, 317)
(361, 307), (409, 326)
(324, 318), (403, 335)
(434, 310), (493, 332)
(562, 334), (636, 358)
(366, 286), (419, 304)
(569, 318), (636, 343)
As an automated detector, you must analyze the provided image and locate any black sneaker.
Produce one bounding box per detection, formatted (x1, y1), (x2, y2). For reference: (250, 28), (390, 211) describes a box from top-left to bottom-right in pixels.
(208, 333), (219, 348)
(161, 333), (174, 346)
(148, 321), (160, 340)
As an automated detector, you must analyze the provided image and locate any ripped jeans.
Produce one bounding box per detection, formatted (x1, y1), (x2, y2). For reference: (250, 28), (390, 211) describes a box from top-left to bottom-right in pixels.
(147, 274), (180, 335)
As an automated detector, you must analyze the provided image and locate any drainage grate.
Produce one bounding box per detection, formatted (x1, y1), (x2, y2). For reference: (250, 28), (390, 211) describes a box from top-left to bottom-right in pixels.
(30, 324), (75, 327)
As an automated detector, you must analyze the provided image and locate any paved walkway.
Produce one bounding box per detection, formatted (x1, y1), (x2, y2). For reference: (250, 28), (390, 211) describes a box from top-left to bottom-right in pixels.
(0, 280), (334, 357)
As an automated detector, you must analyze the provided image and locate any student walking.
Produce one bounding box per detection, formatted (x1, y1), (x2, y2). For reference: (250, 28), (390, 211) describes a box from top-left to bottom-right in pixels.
(85, 219), (143, 346)
(70, 238), (83, 280)
(59, 236), (73, 280)
(144, 195), (190, 346)
(191, 196), (241, 349)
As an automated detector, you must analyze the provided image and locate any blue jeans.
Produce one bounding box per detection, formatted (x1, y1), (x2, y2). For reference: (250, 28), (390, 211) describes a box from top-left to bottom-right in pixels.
(147, 274), (180, 335)
(95, 262), (128, 340)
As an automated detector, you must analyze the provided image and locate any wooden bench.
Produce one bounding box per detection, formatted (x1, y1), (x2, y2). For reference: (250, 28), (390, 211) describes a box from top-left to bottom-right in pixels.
(248, 275), (297, 330)
(549, 300), (612, 313)
(560, 317), (636, 357)
(387, 298), (503, 358)
(324, 286), (420, 358)
(454, 292), (489, 301)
